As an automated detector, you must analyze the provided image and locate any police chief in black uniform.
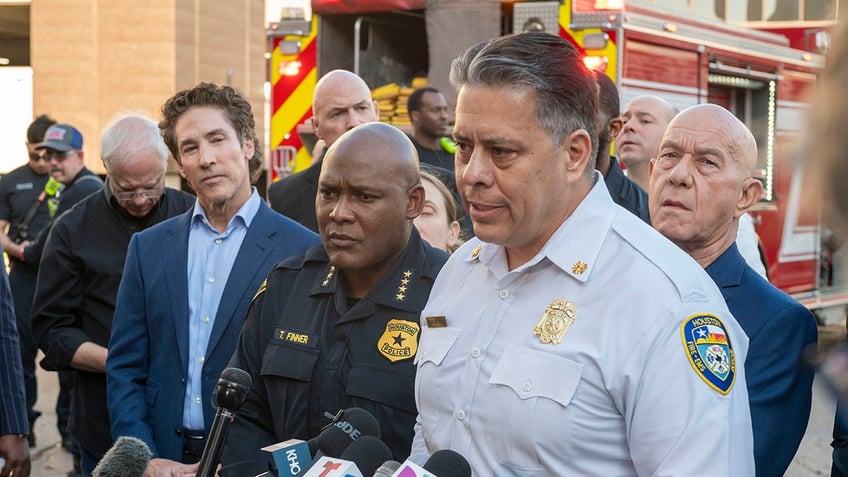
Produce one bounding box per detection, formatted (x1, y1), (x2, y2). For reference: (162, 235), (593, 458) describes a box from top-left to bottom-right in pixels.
(222, 122), (448, 468)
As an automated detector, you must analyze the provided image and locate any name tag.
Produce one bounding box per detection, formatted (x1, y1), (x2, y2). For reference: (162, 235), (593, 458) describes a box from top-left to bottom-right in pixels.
(15, 183), (34, 190)
(274, 327), (318, 348)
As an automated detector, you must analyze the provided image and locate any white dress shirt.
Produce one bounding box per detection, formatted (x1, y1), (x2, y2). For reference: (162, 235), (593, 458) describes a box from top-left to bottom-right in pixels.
(412, 177), (754, 476)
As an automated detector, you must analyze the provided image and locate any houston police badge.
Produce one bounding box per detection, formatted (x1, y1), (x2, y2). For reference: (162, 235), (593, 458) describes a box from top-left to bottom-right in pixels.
(378, 318), (420, 362)
(534, 299), (575, 344)
(681, 313), (736, 395)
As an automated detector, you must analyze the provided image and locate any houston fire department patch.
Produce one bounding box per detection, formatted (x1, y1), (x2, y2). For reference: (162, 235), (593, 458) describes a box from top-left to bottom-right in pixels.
(681, 313), (736, 395)
(378, 319), (420, 363)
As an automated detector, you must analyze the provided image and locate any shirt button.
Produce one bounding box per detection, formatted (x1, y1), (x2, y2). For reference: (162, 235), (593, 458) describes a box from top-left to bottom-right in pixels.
(498, 290), (509, 299)
(215, 238), (222, 245)
(208, 277), (215, 283)
(456, 410), (466, 421)
(195, 396), (201, 404)
(202, 316), (210, 324)
(522, 382), (532, 393)
(198, 356), (204, 363)
(471, 349), (480, 358)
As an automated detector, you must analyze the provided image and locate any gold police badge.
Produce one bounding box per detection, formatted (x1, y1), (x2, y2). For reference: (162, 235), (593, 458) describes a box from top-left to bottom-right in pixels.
(378, 319), (420, 362)
(534, 298), (576, 344)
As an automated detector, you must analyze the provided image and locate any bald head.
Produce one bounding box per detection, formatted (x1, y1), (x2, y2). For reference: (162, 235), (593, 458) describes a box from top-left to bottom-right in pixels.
(326, 122), (420, 186)
(317, 122), (425, 295)
(649, 103), (763, 267)
(616, 95), (679, 190)
(312, 70), (379, 148)
(671, 104), (758, 173)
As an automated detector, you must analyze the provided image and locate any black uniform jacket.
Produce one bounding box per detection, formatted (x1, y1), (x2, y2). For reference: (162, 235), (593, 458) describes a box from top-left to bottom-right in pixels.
(222, 229), (448, 468)
(31, 185), (195, 456)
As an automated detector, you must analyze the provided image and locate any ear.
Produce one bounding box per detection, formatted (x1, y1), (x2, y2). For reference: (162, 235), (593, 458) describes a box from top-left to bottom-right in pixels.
(410, 110), (421, 125)
(447, 220), (461, 248)
(608, 117), (623, 142)
(243, 135), (255, 161)
(735, 178), (764, 218)
(561, 129), (593, 184)
(179, 166), (187, 179)
(311, 116), (321, 139)
(406, 184), (425, 220)
(372, 100), (380, 117)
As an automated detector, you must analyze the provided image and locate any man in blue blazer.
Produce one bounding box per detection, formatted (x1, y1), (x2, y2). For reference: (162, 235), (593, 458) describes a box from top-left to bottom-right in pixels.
(650, 104), (818, 477)
(106, 83), (319, 476)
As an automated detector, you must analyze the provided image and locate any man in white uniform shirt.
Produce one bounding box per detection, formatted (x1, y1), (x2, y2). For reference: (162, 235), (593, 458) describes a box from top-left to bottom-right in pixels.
(410, 32), (754, 476)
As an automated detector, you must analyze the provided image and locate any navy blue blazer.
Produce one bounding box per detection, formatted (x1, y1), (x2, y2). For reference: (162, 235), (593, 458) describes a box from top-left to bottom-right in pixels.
(106, 200), (319, 460)
(706, 243), (818, 477)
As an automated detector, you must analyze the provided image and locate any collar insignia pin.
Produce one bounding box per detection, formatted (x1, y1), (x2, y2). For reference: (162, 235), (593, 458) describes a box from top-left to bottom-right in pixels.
(572, 261), (588, 274)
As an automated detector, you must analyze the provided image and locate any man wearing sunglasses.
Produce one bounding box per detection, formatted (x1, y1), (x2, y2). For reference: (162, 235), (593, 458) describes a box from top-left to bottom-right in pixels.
(19, 123), (103, 472)
(0, 114), (56, 449)
(21, 123), (104, 265)
(31, 113), (196, 476)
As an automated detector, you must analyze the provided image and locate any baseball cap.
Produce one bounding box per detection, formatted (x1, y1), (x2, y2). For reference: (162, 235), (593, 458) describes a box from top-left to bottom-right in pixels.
(36, 124), (83, 152)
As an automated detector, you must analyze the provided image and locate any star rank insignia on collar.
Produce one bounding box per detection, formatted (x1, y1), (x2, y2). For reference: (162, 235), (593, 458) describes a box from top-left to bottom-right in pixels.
(571, 261), (588, 274)
(322, 266), (336, 287)
(396, 270), (412, 301)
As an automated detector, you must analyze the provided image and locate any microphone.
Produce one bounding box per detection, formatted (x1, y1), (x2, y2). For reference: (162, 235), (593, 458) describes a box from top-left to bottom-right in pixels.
(91, 436), (152, 477)
(197, 367), (253, 477)
(422, 450), (472, 477)
(372, 460), (400, 477)
(301, 436), (392, 477)
(261, 438), (313, 477)
(390, 449), (472, 477)
(339, 436), (392, 477)
(309, 407), (381, 459)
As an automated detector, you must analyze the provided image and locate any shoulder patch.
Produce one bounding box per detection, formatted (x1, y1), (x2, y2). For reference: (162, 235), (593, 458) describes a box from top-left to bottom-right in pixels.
(680, 313), (736, 395)
(378, 319), (420, 363)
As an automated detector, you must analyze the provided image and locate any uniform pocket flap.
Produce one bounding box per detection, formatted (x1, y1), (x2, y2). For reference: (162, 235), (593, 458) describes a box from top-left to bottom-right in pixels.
(489, 345), (582, 406)
(347, 365), (417, 413)
(261, 341), (320, 382)
(414, 327), (461, 366)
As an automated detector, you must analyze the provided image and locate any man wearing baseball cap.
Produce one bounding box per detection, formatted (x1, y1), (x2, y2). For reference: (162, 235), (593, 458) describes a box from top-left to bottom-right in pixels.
(19, 123), (102, 475)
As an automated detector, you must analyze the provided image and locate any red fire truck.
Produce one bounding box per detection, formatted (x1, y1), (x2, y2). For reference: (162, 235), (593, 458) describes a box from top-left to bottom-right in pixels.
(267, 0), (844, 323)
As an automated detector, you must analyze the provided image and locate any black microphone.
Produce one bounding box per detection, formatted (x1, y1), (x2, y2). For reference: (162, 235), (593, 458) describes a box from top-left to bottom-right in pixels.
(338, 435), (392, 477)
(197, 367), (253, 477)
(423, 449), (472, 477)
(308, 407), (381, 458)
(91, 436), (152, 477)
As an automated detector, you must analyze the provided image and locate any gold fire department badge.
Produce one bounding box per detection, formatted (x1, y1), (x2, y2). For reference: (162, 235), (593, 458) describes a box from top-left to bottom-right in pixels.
(378, 319), (420, 362)
(534, 299), (576, 344)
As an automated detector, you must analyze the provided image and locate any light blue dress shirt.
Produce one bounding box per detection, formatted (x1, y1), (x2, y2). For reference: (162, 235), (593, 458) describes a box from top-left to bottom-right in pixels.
(182, 189), (261, 430)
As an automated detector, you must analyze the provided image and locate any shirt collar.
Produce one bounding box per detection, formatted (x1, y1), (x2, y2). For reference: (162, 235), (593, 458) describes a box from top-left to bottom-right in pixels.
(191, 187), (261, 231)
(465, 172), (615, 283)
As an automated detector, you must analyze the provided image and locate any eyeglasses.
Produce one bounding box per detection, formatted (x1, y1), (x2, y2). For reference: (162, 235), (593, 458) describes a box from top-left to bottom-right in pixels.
(29, 152), (47, 162)
(42, 150), (75, 162)
(114, 188), (163, 202)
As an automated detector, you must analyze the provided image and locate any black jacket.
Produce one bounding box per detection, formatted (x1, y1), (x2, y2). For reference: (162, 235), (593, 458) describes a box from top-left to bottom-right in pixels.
(267, 160), (322, 233)
(31, 184), (195, 457)
(222, 229), (448, 469)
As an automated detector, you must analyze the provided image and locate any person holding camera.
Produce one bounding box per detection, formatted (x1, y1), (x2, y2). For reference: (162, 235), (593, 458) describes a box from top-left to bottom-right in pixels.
(0, 114), (57, 445)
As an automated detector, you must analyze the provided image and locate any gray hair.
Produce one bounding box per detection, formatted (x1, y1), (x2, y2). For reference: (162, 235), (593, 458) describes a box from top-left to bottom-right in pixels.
(101, 112), (169, 172)
(449, 32), (599, 172)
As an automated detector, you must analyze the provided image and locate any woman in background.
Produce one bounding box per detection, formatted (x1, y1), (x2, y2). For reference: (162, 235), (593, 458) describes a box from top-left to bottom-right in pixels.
(415, 170), (462, 253)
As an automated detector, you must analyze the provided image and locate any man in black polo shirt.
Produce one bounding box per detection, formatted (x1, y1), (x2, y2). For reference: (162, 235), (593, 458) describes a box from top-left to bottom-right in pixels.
(0, 114), (56, 445)
(32, 113), (196, 476)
